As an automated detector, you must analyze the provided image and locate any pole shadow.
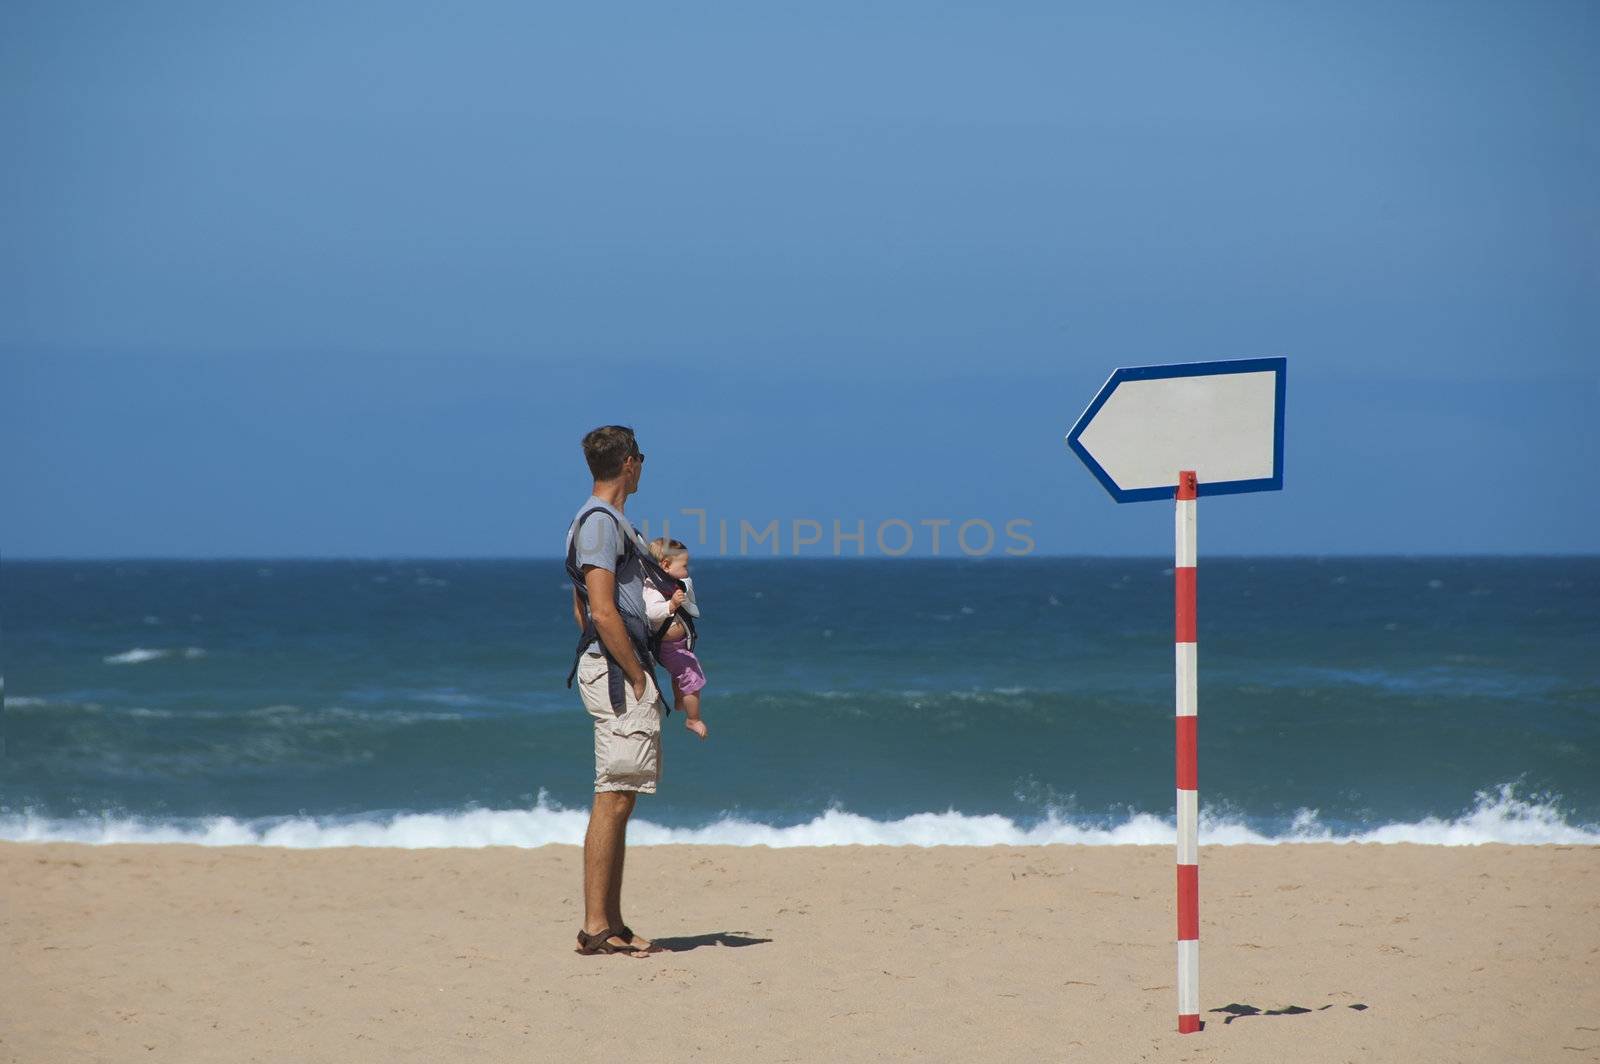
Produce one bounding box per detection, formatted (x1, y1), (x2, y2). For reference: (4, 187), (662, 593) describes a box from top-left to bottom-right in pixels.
(651, 931), (773, 953)
(1210, 1002), (1369, 1025)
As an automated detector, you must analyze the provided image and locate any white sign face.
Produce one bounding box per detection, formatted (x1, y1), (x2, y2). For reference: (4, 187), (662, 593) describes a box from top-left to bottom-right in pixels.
(1066, 357), (1286, 502)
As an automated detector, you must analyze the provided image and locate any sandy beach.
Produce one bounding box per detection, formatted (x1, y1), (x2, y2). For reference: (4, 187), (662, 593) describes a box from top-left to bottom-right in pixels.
(3, 841), (1597, 1063)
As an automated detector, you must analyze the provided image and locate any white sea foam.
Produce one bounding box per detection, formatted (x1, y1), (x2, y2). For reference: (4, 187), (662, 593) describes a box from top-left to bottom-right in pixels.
(103, 648), (169, 665)
(241, 704), (466, 724)
(101, 647), (205, 665)
(1, 786), (1594, 850)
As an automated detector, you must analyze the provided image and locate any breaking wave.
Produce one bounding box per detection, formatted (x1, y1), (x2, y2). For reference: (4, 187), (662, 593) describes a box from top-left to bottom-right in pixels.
(2, 785), (1594, 849)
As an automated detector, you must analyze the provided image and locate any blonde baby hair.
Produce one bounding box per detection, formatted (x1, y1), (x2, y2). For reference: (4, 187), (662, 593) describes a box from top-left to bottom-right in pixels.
(648, 537), (689, 564)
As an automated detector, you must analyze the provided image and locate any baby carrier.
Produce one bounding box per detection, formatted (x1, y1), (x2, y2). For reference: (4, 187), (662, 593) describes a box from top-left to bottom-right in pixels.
(564, 506), (698, 714)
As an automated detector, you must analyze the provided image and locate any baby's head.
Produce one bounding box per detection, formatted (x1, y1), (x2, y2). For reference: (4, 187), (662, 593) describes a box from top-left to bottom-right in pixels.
(649, 537), (691, 580)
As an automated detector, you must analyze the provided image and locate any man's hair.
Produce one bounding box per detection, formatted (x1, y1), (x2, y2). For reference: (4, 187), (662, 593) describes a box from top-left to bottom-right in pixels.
(582, 425), (639, 480)
(648, 537), (688, 563)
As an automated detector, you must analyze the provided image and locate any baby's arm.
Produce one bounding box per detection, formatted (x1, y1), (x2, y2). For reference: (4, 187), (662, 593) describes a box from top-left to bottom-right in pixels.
(646, 586), (688, 642)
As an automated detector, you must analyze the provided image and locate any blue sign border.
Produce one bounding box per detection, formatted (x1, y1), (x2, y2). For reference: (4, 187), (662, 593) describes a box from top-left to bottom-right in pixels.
(1066, 356), (1287, 503)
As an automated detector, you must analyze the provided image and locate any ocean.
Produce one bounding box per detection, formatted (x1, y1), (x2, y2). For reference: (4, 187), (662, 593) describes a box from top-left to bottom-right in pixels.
(3, 557), (1597, 847)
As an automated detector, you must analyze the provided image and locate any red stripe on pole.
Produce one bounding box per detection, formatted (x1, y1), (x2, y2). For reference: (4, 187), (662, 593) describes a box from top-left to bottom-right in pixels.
(1178, 1014), (1201, 1034)
(1175, 568), (1197, 642)
(1177, 864), (1199, 940)
(1177, 470), (1198, 501)
(1176, 717), (1197, 790)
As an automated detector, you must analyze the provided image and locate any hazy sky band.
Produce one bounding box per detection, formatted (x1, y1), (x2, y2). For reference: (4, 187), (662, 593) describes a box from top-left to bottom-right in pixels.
(2, 2), (1594, 555)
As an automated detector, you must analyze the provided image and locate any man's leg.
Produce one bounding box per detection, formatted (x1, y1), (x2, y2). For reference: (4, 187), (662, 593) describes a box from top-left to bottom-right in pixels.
(583, 790), (636, 947)
(602, 814), (651, 950)
(578, 662), (664, 953)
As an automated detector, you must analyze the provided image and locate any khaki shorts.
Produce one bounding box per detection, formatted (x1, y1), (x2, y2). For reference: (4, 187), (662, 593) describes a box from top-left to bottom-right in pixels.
(576, 654), (666, 794)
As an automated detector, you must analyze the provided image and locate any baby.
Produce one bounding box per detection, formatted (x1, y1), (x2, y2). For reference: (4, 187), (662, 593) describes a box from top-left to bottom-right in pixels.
(644, 538), (708, 739)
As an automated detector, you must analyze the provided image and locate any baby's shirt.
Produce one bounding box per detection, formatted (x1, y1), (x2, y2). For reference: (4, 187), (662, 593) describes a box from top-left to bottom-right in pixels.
(643, 584), (673, 628)
(644, 578), (700, 631)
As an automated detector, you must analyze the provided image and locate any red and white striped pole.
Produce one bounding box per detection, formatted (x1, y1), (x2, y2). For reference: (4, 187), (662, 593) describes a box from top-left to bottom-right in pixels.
(1175, 469), (1201, 1034)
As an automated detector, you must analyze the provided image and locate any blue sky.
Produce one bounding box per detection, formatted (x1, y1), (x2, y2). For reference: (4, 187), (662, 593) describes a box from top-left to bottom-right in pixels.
(3, 1), (1595, 556)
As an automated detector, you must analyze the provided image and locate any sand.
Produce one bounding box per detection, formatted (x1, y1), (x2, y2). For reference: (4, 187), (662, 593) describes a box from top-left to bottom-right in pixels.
(3, 841), (1597, 1063)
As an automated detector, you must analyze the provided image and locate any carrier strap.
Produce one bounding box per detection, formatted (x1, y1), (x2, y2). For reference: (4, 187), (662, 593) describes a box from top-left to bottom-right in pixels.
(564, 506), (684, 716)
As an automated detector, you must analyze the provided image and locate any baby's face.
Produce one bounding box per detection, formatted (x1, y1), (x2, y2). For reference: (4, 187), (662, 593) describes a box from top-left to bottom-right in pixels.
(663, 553), (690, 579)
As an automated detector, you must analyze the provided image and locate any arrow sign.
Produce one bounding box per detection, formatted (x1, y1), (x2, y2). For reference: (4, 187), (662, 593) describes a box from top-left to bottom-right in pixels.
(1063, 355), (1288, 1034)
(1066, 356), (1286, 502)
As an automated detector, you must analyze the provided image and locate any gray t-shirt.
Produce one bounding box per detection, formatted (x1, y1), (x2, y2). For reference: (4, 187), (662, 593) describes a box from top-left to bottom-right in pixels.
(566, 496), (650, 657)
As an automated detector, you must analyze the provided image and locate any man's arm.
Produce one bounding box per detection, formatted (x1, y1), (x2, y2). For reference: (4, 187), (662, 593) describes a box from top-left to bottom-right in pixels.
(582, 565), (646, 697)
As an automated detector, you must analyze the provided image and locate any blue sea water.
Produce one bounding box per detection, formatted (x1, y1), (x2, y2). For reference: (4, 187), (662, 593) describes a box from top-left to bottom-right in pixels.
(3, 558), (1597, 847)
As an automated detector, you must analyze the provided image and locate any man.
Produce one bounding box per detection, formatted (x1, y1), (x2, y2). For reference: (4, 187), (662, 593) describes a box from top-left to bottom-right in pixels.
(564, 425), (668, 956)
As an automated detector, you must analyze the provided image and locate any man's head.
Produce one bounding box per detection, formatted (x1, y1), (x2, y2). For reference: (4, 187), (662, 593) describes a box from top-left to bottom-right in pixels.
(582, 425), (644, 493)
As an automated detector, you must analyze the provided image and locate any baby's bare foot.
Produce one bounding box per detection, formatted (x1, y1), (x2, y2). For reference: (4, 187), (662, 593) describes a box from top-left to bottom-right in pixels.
(684, 717), (708, 739)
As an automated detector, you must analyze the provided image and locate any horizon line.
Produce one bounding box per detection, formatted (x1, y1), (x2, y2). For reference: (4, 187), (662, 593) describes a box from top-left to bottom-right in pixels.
(6, 552), (1598, 563)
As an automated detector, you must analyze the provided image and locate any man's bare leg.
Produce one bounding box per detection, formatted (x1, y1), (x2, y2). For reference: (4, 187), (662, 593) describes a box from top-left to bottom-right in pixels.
(583, 791), (642, 952)
(602, 817), (653, 951)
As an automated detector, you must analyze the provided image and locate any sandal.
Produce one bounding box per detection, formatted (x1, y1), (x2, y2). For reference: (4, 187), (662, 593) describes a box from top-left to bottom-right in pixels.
(609, 924), (657, 952)
(575, 927), (646, 956)
(615, 925), (662, 952)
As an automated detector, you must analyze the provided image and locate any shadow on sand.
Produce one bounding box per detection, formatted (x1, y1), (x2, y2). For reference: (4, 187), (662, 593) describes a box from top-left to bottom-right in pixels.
(1210, 1002), (1369, 1026)
(651, 931), (773, 953)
